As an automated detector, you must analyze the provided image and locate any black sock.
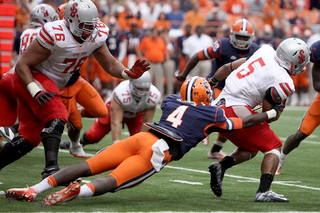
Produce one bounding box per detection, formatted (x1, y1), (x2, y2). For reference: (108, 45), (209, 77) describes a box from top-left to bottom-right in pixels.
(211, 144), (223, 153)
(219, 156), (235, 170)
(219, 156), (235, 180)
(257, 173), (274, 193)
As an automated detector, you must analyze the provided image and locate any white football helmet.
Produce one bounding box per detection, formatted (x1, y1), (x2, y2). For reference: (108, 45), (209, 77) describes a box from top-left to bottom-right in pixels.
(274, 38), (310, 76)
(230, 18), (254, 50)
(130, 71), (151, 99)
(29, 4), (58, 27)
(64, 0), (100, 42)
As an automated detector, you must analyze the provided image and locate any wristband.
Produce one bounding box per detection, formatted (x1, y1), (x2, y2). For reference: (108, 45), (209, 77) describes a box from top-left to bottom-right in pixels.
(27, 82), (41, 97)
(211, 76), (219, 83)
(266, 109), (277, 119)
(121, 69), (131, 80)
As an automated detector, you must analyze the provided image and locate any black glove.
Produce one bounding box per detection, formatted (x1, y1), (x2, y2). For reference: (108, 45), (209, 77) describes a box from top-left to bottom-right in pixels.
(272, 103), (285, 116)
(34, 91), (56, 106)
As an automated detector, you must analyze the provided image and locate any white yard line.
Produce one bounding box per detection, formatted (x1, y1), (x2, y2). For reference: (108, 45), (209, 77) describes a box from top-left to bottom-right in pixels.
(34, 146), (320, 192)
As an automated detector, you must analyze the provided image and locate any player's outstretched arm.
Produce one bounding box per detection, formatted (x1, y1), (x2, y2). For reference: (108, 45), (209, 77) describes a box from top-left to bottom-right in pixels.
(93, 43), (128, 79)
(208, 58), (246, 86)
(177, 53), (200, 82)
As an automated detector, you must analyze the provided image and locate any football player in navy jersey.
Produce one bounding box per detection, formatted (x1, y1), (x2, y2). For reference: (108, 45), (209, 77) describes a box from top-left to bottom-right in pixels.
(177, 18), (260, 159)
(122, 22), (144, 69)
(6, 76), (283, 205)
(277, 40), (320, 174)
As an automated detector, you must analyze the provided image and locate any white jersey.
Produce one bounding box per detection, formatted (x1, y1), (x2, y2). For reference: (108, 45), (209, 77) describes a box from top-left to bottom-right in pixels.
(35, 20), (110, 89)
(19, 27), (41, 56)
(213, 45), (295, 108)
(109, 80), (161, 118)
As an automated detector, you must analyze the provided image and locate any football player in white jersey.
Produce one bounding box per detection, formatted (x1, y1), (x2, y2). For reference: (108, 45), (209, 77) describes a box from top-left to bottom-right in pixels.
(207, 38), (310, 202)
(0, 4), (58, 144)
(59, 71), (161, 147)
(0, 0), (149, 179)
(0, 3), (58, 163)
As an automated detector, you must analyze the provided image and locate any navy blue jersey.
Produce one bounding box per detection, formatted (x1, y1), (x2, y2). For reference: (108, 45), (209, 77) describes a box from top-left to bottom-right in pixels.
(204, 38), (260, 90)
(157, 95), (242, 157)
(106, 30), (122, 57)
(124, 31), (143, 55)
(310, 40), (320, 65)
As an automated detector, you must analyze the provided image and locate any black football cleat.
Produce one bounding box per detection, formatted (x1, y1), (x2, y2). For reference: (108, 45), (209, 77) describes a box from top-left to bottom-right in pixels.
(209, 162), (223, 197)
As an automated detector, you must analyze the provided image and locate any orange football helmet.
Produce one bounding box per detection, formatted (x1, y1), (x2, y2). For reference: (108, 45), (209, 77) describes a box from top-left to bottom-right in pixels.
(56, 3), (66, 20)
(230, 18), (254, 50)
(180, 76), (212, 106)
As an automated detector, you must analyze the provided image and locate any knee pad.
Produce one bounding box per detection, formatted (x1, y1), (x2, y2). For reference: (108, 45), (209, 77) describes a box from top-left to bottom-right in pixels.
(0, 136), (34, 169)
(264, 149), (280, 158)
(41, 118), (65, 140)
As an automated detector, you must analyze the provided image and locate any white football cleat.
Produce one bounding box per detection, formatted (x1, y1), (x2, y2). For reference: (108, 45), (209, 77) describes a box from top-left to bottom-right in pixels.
(207, 151), (226, 159)
(0, 127), (15, 142)
(255, 190), (289, 202)
(201, 136), (209, 146)
(69, 143), (88, 158)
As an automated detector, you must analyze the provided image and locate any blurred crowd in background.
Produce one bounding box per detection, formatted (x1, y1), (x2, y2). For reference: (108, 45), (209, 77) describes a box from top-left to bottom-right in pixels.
(5, 0), (320, 105)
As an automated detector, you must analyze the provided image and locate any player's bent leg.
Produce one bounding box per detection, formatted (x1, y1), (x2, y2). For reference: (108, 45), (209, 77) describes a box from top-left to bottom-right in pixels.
(41, 118), (65, 179)
(277, 131), (307, 175)
(208, 135), (227, 159)
(0, 136), (34, 170)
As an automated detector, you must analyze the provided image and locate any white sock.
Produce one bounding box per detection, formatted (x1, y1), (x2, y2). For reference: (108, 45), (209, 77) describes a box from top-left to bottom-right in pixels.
(32, 177), (55, 194)
(279, 152), (287, 162)
(77, 184), (94, 199)
(214, 141), (225, 147)
(70, 139), (81, 148)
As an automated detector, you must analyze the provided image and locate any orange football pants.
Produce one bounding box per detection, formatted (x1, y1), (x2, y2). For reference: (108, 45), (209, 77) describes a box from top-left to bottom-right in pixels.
(86, 132), (172, 190)
(299, 93), (320, 135)
(291, 71), (309, 88)
(60, 77), (108, 130)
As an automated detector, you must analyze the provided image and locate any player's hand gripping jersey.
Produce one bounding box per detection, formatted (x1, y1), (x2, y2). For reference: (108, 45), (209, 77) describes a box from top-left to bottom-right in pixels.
(213, 45), (295, 108)
(36, 20), (109, 89)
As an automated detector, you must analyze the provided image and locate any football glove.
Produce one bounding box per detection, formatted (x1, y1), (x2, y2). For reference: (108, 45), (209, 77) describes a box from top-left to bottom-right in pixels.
(34, 91), (56, 106)
(124, 59), (150, 79)
(208, 76), (219, 87)
(272, 103), (285, 116)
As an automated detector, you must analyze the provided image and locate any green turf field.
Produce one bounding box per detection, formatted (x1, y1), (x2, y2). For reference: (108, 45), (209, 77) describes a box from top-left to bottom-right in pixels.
(0, 105), (319, 212)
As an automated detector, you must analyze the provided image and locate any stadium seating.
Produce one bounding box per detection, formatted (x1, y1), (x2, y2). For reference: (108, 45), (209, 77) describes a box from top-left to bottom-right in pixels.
(0, 3), (16, 76)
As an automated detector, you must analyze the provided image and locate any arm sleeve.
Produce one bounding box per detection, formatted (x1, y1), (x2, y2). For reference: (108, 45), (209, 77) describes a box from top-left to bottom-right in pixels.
(265, 86), (283, 105)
